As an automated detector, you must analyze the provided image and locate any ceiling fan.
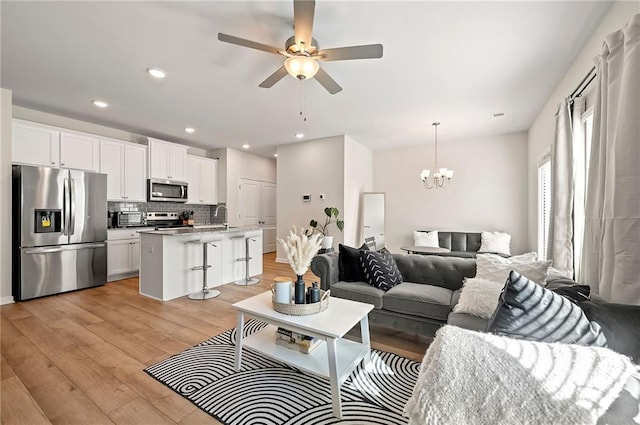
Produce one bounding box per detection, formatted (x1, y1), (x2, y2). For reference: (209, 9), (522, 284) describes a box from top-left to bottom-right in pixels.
(217, 0), (383, 95)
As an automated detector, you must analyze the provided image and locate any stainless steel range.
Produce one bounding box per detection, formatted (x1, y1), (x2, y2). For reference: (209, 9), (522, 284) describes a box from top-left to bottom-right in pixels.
(146, 212), (189, 229)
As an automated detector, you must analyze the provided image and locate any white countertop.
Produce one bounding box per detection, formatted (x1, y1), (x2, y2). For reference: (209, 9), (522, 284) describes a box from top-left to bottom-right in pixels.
(139, 224), (273, 236)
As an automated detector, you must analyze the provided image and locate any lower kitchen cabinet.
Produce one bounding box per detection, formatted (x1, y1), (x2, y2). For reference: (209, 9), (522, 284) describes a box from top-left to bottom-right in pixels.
(107, 228), (146, 281)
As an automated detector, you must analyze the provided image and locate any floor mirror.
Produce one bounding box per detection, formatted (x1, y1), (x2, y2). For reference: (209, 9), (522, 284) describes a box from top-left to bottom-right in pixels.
(361, 192), (385, 250)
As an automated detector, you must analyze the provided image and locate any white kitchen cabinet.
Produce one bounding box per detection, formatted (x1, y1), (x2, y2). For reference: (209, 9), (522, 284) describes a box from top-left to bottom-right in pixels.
(107, 228), (146, 281)
(186, 155), (217, 205)
(13, 119), (100, 173)
(60, 132), (100, 172)
(148, 138), (188, 181)
(100, 139), (147, 202)
(12, 120), (60, 167)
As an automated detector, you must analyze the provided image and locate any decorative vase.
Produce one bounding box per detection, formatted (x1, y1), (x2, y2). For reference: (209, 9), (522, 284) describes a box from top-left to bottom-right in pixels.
(321, 236), (333, 249)
(294, 275), (306, 304)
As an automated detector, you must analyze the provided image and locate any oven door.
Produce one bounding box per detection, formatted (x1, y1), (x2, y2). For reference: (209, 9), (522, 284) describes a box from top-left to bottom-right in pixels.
(147, 179), (188, 202)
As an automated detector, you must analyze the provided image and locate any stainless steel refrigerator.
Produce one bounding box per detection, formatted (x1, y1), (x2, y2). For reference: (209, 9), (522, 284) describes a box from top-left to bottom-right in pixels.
(12, 165), (107, 301)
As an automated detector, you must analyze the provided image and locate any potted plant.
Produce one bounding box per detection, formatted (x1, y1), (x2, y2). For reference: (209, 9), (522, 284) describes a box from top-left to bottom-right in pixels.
(308, 207), (344, 249)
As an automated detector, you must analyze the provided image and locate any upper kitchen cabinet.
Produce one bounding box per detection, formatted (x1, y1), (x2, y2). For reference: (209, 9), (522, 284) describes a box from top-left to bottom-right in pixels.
(100, 139), (147, 202)
(12, 120), (60, 167)
(13, 119), (100, 172)
(186, 155), (217, 205)
(148, 138), (188, 181)
(60, 132), (100, 172)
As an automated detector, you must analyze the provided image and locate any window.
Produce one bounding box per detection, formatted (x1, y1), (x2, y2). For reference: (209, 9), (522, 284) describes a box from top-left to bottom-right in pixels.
(573, 108), (594, 276)
(538, 157), (551, 260)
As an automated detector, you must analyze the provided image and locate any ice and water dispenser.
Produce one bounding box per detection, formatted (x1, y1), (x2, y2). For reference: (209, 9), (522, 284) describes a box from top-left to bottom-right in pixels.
(33, 209), (61, 233)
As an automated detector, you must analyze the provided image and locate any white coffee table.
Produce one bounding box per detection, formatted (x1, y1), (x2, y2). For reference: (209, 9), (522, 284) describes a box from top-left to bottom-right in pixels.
(232, 291), (374, 419)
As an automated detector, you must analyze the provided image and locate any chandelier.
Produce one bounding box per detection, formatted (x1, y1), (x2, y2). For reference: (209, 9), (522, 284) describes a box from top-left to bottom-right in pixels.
(420, 122), (453, 189)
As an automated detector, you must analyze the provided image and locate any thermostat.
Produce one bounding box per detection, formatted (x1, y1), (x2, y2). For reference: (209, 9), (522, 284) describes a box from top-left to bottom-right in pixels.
(302, 194), (311, 202)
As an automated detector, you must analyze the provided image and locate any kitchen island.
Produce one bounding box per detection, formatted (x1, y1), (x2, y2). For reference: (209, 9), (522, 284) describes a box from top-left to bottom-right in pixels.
(139, 226), (263, 301)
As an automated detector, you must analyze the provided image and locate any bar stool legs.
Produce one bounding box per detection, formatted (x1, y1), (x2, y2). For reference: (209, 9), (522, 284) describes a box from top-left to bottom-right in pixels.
(234, 236), (260, 286)
(188, 240), (221, 300)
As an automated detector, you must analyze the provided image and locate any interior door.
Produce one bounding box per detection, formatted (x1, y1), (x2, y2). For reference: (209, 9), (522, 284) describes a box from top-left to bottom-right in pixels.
(239, 179), (260, 227)
(261, 182), (277, 253)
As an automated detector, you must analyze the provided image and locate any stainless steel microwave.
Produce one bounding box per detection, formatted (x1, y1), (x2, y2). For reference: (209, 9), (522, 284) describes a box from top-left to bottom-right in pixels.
(147, 179), (188, 202)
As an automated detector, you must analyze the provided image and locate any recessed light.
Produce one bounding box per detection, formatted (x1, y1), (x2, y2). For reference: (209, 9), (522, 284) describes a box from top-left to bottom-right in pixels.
(242, 144), (250, 149)
(491, 112), (506, 120)
(274, 153), (278, 158)
(295, 133), (304, 139)
(147, 68), (166, 79)
(184, 127), (195, 134)
(92, 100), (108, 108)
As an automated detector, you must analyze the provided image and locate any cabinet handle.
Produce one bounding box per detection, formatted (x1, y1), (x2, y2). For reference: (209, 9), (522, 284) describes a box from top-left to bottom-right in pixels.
(61, 163), (65, 166)
(51, 161), (56, 165)
(168, 175), (173, 179)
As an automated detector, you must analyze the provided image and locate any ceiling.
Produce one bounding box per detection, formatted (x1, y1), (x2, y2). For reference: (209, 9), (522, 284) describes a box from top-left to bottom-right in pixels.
(1, 1), (611, 157)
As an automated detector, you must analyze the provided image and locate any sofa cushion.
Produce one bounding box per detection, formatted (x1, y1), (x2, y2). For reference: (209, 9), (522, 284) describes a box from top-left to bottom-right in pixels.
(330, 280), (385, 309)
(579, 301), (640, 363)
(488, 271), (607, 346)
(476, 254), (551, 286)
(383, 282), (453, 321)
(338, 244), (369, 282)
(447, 311), (488, 332)
(392, 254), (476, 291)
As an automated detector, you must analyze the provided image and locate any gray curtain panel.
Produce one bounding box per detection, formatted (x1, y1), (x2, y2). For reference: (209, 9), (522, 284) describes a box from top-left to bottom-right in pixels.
(547, 98), (574, 276)
(580, 14), (640, 304)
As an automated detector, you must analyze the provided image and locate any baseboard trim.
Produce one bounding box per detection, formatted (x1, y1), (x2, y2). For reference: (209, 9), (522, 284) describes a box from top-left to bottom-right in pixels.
(275, 257), (288, 264)
(0, 296), (15, 305)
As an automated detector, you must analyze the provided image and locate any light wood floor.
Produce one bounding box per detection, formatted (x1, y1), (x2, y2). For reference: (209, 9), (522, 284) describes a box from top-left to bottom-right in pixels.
(1, 253), (431, 425)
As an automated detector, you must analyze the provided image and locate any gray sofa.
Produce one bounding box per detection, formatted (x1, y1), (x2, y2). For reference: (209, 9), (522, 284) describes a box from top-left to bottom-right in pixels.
(416, 231), (484, 258)
(311, 251), (486, 336)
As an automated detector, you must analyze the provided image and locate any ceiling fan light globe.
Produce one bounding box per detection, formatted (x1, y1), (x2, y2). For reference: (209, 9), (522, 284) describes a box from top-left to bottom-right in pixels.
(285, 56), (319, 80)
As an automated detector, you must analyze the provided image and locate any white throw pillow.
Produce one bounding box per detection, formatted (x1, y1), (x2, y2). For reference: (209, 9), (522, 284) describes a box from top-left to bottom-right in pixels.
(414, 230), (439, 248)
(475, 255), (552, 286)
(479, 231), (511, 256)
(453, 277), (504, 319)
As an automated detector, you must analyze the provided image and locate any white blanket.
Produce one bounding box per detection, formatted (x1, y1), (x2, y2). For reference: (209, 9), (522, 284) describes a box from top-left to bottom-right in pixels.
(404, 326), (639, 425)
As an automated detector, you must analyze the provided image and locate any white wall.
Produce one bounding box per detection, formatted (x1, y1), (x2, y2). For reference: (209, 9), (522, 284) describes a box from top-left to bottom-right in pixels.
(276, 136), (345, 261)
(374, 132), (529, 255)
(1, 89), (14, 304)
(343, 135), (373, 246)
(527, 2), (640, 251)
(223, 148), (276, 226)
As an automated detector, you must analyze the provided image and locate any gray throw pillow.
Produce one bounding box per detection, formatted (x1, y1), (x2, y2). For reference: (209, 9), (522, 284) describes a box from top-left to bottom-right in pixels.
(359, 248), (403, 291)
(488, 271), (607, 347)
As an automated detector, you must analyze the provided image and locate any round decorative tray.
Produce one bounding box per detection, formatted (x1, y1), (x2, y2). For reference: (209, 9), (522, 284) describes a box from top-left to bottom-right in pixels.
(272, 290), (330, 316)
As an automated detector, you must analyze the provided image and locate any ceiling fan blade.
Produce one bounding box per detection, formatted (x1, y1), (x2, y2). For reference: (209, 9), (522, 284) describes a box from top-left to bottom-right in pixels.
(218, 33), (281, 55)
(314, 67), (342, 95)
(259, 66), (289, 88)
(293, 0), (315, 47)
(319, 44), (383, 61)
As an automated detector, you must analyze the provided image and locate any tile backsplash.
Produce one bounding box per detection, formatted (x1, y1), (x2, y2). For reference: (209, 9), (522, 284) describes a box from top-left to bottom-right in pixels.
(108, 202), (227, 225)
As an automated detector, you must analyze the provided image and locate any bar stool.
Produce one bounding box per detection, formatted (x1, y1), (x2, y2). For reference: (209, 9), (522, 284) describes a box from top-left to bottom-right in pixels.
(233, 234), (260, 286)
(186, 239), (221, 300)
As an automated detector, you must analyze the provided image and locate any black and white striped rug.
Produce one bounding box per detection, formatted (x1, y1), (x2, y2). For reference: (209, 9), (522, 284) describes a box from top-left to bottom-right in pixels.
(145, 320), (421, 425)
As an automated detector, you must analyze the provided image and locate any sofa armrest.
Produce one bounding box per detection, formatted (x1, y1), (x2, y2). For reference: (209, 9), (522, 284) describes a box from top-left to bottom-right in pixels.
(310, 252), (339, 291)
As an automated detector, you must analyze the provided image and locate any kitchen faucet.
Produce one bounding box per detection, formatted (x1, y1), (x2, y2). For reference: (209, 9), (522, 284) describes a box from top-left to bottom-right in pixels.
(215, 205), (229, 230)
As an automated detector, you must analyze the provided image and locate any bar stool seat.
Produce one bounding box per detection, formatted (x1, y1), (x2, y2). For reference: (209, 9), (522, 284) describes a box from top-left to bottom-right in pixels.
(185, 239), (220, 300)
(233, 234), (259, 286)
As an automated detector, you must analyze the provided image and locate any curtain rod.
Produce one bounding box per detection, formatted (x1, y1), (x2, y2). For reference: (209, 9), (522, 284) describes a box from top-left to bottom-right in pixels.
(570, 66), (596, 100)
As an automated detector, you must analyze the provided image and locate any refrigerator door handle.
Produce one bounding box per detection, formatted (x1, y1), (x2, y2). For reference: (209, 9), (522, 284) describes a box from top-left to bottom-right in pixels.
(63, 177), (70, 236)
(69, 177), (76, 236)
(24, 243), (106, 255)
